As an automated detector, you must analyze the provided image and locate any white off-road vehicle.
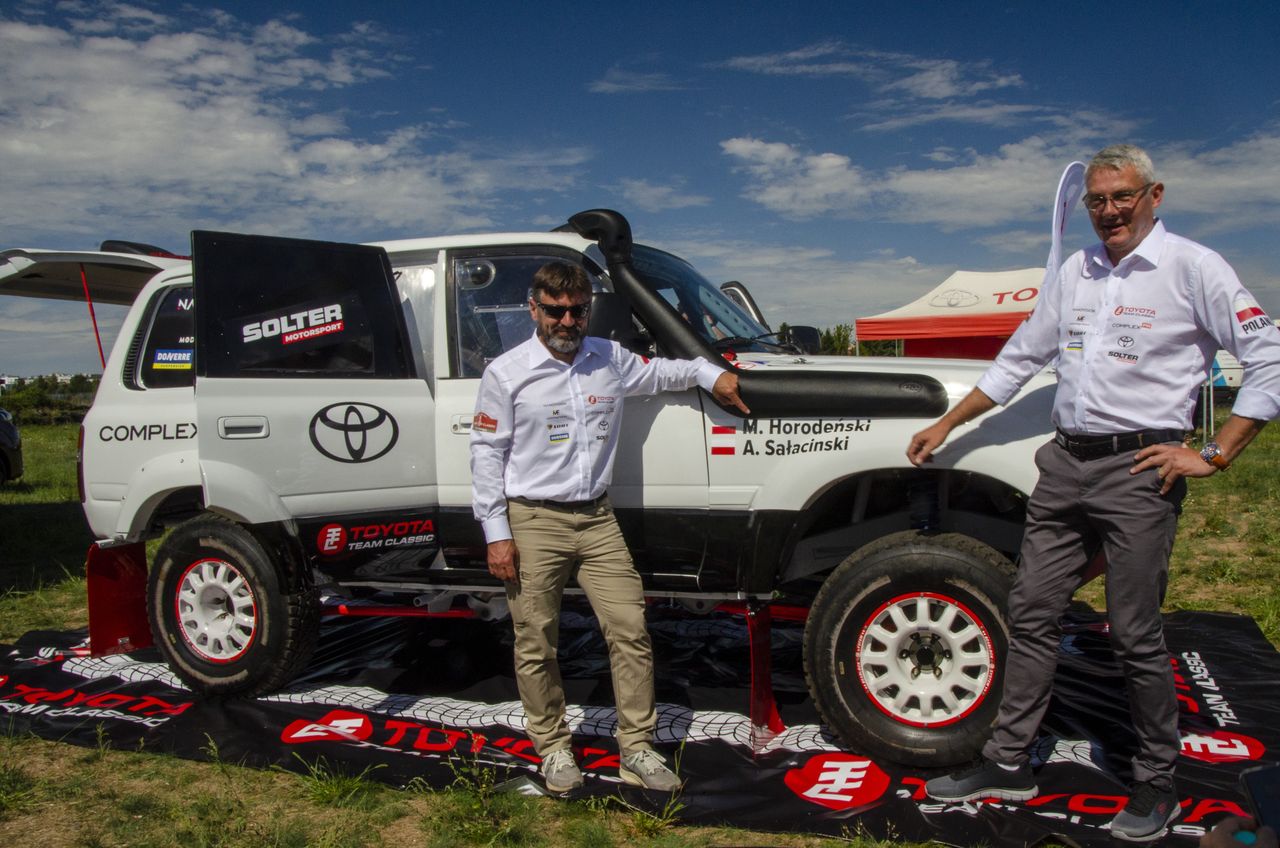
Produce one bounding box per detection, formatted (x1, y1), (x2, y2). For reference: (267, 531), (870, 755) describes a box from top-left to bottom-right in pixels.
(0, 209), (1055, 766)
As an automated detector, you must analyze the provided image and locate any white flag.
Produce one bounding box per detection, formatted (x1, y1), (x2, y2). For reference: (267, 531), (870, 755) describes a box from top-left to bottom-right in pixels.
(1046, 161), (1086, 289)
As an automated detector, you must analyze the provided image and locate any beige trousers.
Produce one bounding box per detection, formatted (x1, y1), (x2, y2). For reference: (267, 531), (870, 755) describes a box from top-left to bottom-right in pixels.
(505, 497), (655, 757)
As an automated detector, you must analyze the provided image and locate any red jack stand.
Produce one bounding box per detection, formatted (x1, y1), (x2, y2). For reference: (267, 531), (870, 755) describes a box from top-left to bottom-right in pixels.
(745, 603), (787, 754)
(86, 541), (153, 656)
(717, 601), (809, 755)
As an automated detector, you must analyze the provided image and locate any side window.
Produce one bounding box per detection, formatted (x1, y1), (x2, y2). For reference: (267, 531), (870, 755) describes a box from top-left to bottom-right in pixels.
(450, 250), (602, 378)
(194, 232), (411, 379)
(137, 285), (196, 389)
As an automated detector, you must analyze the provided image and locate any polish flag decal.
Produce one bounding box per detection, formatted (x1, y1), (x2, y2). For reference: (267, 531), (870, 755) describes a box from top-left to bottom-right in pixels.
(710, 425), (736, 456)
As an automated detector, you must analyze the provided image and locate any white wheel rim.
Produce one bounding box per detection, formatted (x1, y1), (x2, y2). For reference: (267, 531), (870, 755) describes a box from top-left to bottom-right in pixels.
(854, 591), (995, 727)
(174, 557), (258, 663)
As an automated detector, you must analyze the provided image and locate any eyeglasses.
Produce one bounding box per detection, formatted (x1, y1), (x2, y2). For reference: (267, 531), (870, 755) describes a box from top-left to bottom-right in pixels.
(534, 301), (590, 321)
(1082, 182), (1154, 212)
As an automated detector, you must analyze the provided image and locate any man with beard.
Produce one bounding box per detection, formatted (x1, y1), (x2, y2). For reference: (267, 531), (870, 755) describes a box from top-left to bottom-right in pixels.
(470, 261), (748, 794)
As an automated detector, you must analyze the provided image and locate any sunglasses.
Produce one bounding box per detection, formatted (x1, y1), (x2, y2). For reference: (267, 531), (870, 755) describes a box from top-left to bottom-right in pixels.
(534, 301), (590, 321)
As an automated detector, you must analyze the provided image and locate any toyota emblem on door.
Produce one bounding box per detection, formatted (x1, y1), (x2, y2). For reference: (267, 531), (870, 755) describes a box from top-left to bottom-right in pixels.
(309, 403), (399, 463)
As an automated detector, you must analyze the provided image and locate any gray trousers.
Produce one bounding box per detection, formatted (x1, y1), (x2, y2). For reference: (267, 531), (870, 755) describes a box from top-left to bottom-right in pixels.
(983, 438), (1186, 787)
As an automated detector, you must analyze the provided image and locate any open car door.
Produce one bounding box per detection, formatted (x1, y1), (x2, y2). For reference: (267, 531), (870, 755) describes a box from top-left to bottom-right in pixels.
(191, 232), (439, 582)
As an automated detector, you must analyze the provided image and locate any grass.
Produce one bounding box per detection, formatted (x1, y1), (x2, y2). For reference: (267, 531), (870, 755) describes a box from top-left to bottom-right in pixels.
(0, 423), (91, 640)
(1, 413), (1277, 846)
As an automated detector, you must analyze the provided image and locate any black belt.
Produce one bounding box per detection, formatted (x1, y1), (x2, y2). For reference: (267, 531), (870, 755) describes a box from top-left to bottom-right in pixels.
(1054, 428), (1185, 460)
(509, 494), (608, 512)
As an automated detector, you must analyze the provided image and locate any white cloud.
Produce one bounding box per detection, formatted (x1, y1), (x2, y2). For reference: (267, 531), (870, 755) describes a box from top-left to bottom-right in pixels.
(720, 137), (871, 219)
(588, 67), (683, 94)
(1156, 133), (1280, 230)
(858, 102), (1051, 132)
(615, 178), (710, 212)
(717, 135), (1073, 229)
(878, 56), (1021, 99)
(0, 6), (593, 249)
(653, 232), (948, 330)
(717, 41), (877, 81)
(720, 127), (1280, 263)
(0, 300), (129, 376)
(720, 42), (1021, 101)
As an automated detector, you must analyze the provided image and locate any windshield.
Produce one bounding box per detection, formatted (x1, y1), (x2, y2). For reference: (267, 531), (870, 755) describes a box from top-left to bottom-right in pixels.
(632, 245), (786, 352)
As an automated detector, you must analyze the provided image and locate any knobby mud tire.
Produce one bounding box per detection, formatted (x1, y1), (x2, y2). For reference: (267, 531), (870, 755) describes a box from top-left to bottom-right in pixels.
(148, 515), (319, 697)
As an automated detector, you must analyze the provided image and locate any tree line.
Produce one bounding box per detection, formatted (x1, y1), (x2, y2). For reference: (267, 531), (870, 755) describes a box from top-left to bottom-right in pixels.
(817, 324), (897, 356)
(1, 374), (100, 424)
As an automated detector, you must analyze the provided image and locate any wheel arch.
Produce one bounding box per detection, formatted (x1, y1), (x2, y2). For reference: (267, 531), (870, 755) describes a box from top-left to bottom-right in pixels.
(778, 466), (1028, 589)
(114, 449), (203, 540)
(198, 459), (292, 525)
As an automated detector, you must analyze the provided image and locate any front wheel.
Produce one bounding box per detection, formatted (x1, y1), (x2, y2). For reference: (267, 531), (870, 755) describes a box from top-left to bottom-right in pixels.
(803, 530), (1014, 766)
(148, 515), (319, 696)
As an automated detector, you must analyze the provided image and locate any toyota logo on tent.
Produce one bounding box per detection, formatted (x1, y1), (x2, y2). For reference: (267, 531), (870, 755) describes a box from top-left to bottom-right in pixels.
(309, 403), (399, 463)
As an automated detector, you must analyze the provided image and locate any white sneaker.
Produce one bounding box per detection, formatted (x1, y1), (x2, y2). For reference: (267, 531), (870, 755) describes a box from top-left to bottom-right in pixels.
(540, 748), (583, 793)
(619, 749), (682, 792)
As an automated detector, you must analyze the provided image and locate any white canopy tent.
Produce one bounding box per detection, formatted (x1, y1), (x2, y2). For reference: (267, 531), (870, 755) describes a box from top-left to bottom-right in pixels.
(854, 268), (1042, 358)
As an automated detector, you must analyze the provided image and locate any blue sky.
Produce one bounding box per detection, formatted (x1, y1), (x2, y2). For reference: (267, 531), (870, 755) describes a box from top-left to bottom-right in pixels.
(3, 0), (1279, 375)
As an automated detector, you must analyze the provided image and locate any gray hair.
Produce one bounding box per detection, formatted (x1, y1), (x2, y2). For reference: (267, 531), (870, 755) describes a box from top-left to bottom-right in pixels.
(1087, 144), (1156, 183)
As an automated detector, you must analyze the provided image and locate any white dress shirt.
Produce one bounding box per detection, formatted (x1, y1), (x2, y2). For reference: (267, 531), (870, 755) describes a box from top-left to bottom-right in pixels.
(471, 334), (724, 542)
(977, 221), (1280, 434)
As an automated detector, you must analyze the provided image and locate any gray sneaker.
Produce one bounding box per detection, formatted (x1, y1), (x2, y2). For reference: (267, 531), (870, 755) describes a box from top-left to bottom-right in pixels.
(619, 749), (683, 792)
(541, 748), (583, 794)
(1109, 781), (1181, 842)
(924, 759), (1038, 803)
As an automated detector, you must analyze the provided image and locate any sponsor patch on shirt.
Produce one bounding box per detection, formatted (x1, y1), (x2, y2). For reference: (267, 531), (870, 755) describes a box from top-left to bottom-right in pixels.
(1234, 294), (1274, 334)
(545, 411), (571, 444)
(1065, 339), (1084, 352)
(473, 412), (498, 433)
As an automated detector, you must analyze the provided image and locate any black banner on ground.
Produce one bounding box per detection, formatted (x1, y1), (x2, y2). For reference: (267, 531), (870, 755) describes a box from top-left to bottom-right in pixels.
(1, 608), (1276, 846)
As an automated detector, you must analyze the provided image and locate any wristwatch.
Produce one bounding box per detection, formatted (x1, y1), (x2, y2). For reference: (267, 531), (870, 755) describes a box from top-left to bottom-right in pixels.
(1199, 442), (1231, 471)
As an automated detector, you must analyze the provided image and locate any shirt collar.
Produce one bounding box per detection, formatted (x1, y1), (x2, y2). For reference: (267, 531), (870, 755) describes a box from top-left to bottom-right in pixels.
(1088, 219), (1167, 273)
(522, 332), (605, 368)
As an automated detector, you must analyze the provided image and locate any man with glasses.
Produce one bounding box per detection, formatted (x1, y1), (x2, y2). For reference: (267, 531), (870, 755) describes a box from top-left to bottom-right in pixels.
(907, 144), (1280, 841)
(471, 261), (748, 794)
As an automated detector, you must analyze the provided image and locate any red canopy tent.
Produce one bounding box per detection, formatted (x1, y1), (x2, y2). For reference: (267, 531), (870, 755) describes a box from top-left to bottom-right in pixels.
(854, 268), (1043, 359)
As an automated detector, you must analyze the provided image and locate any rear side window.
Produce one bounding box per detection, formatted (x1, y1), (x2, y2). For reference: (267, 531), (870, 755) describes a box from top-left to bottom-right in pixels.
(137, 285), (196, 389)
(193, 232), (411, 379)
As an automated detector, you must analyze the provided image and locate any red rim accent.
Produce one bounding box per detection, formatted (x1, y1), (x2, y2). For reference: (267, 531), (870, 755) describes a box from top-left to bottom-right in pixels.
(853, 591), (996, 728)
(174, 557), (258, 664)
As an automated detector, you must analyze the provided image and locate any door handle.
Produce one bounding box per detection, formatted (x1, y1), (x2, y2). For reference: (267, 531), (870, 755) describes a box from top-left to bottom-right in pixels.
(217, 416), (269, 439)
(450, 414), (473, 435)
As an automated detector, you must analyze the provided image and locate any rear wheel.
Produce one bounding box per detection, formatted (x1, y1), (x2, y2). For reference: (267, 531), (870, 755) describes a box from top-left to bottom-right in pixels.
(148, 515), (319, 696)
(803, 530), (1014, 766)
